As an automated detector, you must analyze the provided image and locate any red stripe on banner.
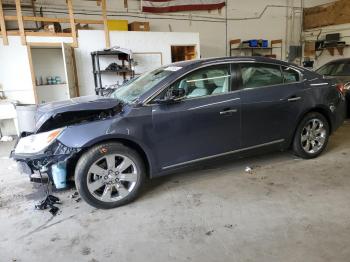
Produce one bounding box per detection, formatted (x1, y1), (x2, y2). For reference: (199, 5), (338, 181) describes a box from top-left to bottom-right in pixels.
(142, 3), (225, 13)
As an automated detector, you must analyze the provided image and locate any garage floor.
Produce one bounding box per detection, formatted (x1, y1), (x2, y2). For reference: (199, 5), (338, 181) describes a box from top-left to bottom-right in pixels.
(1, 122), (350, 262)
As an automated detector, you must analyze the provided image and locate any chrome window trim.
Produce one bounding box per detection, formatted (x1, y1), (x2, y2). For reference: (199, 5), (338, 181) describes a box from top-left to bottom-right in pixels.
(162, 139), (285, 170)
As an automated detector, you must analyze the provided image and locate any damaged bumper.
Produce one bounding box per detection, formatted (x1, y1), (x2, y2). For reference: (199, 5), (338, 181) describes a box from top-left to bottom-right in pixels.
(11, 139), (81, 187)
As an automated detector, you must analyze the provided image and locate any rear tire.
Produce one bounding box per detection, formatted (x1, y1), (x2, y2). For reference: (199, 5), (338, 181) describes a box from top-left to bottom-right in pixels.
(75, 142), (146, 209)
(292, 112), (330, 159)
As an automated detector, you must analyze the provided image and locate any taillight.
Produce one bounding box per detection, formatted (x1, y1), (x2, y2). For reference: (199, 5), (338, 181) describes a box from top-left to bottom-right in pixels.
(336, 83), (345, 95)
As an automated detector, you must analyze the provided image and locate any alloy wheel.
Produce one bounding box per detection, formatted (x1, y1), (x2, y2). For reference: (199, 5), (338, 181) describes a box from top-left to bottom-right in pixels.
(87, 154), (138, 202)
(300, 118), (327, 154)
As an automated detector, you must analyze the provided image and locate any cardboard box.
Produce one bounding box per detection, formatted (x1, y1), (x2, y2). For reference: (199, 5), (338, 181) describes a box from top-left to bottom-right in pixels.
(128, 22), (150, 31)
(107, 20), (128, 31)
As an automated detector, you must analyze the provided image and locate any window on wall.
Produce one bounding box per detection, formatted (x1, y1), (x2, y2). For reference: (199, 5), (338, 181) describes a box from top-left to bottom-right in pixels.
(171, 46), (196, 62)
(159, 64), (231, 100)
(282, 66), (300, 83)
(240, 63), (283, 89)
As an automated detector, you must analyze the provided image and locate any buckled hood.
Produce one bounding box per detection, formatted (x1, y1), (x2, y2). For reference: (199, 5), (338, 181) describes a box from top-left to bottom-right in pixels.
(35, 95), (124, 133)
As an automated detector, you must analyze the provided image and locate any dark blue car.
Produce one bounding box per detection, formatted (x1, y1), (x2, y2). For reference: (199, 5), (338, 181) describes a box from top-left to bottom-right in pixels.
(13, 57), (346, 209)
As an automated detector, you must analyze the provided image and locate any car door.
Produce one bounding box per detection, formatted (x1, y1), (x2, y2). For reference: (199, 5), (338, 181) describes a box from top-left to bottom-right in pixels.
(238, 62), (305, 148)
(149, 64), (241, 170)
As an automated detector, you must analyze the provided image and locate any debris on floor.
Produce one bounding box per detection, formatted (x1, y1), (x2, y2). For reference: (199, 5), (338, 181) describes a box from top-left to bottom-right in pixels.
(245, 166), (253, 174)
(205, 230), (215, 236)
(69, 191), (81, 202)
(35, 194), (61, 216)
(69, 191), (79, 199)
(0, 136), (13, 142)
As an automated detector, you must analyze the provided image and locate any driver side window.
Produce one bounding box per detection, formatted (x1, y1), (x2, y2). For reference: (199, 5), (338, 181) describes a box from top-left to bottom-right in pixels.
(160, 65), (231, 100)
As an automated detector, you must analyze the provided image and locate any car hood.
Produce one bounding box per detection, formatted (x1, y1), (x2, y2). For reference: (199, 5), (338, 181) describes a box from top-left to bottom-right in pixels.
(35, 95), (124, 132)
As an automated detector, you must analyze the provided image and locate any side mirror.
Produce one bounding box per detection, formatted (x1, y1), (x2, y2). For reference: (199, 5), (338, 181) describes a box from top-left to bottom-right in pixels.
(155, 88), (186, 104)
(344, 82), (350, 91)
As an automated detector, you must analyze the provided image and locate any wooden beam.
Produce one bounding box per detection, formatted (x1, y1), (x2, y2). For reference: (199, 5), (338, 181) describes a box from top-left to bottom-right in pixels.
(67, 0), (77, 48)
(6, 31), (72, 37)
(101, 0), (110, 48)
(15, 0), (26, 45)
(304, 0), (350, 30)
(26, 32), (73, 37)
(0, 0), (9, 45)
(5, 15), (104, 24)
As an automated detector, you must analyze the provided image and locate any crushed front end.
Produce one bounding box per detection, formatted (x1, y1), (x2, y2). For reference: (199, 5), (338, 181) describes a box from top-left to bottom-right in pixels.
(11, 129), (81, 189)
(10, 95), (124, 188)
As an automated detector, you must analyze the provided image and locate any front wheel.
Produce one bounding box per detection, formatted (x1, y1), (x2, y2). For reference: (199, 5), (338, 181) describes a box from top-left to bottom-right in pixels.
(75, 142), (146, 209)
(292, 112), (330, 159)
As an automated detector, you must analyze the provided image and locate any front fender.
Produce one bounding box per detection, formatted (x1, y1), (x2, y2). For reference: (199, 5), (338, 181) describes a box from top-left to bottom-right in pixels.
(57, 118), (157, 176)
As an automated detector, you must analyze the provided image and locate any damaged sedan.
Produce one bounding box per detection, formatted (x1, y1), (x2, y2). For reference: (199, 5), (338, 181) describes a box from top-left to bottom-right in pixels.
(12, 57), (346, 209)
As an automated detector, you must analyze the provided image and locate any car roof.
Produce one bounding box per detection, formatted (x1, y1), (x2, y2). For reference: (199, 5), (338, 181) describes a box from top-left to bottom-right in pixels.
(322, 58), (350, 65)
(170, 56), (299, 69)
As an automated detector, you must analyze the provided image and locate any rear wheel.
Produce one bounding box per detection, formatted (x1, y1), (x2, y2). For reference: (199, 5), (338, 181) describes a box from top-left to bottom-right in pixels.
(75, 142), (145, 209)
(292, 112), (330, 159)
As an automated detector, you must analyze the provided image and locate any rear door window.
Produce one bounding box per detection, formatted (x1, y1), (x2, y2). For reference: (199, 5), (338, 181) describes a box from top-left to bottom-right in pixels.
(240, 63), (283, 89)
(282, 66), (300, 83)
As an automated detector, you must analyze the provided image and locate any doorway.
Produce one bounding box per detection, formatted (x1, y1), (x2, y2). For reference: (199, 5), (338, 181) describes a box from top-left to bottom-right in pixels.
(171, 45), (196, 63)
(28, 43), (79, 104)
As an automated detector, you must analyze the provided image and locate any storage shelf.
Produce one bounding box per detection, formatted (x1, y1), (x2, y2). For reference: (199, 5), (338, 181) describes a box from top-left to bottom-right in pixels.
(229, 38), (283, 58)
(91, 49), (135, 95)
(91, 50), (130, 56)
(318, 45), (349, 56)
(36, 84), (67, 88)
(94, 69), (133, 74)
(231, 47), (273, 50)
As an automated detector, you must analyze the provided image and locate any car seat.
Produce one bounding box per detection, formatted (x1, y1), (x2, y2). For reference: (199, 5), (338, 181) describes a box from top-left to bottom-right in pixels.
(211, 76), (229, 95)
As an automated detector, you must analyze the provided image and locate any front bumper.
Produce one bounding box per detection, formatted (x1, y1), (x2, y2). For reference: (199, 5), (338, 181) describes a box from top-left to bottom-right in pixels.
(11, 140), (81, 179)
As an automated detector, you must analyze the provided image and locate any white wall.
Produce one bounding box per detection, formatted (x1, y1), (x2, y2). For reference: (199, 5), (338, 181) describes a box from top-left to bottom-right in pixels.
(75, 30), (200, 96)
(0, 37), (35, 104)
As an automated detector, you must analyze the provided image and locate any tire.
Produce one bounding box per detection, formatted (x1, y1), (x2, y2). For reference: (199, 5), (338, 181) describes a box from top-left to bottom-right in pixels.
(75, 142), (146, 209)
(292, 112), (330, 159)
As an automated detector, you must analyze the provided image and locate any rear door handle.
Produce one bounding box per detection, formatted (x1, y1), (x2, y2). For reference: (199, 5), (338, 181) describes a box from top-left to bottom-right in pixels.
(220, 108), (238, 115)
(287, 96), (301, 102)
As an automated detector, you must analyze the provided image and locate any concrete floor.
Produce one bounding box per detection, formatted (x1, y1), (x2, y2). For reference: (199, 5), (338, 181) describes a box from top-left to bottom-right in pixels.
(1, 122), (350, 262)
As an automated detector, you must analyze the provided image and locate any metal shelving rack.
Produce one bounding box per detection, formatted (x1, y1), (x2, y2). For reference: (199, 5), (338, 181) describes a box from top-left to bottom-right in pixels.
(91, 50), (135, 95)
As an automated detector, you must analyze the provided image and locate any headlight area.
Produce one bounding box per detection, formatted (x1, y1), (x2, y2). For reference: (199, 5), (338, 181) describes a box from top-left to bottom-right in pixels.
(12, 128), (81, 189)
(14, 128), (65, 155)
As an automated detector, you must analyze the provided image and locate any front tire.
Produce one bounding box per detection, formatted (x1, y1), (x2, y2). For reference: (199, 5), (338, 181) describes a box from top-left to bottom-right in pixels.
(292, 112), (330, 159)
(75, 142), (146, 209)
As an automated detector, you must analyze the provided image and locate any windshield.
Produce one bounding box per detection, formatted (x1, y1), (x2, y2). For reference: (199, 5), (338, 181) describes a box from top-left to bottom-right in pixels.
(316, 62), (350, 76)
(110, 67), (176, 103)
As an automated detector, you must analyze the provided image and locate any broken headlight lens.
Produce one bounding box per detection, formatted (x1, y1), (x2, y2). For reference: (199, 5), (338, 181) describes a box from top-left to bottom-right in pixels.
(15, 128), (65, 154)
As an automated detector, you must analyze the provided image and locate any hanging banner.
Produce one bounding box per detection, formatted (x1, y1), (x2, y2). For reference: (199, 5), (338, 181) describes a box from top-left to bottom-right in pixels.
(142, 0), (225, 13)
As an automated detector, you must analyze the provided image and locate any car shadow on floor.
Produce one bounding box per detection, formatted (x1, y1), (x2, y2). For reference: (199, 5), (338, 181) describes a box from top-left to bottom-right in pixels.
(141, 148), (297, 198)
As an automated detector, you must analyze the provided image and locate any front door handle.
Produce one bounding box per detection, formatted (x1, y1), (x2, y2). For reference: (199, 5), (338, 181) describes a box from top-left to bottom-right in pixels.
(220, 108), (238, 115)
(287, 96), (301, 102)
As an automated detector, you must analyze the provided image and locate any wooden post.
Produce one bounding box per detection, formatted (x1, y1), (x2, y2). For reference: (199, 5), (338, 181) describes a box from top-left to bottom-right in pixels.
(101, 0), (110, 48)
(67, 0), (77, 48)
(15, 0), (26, 45)
(0, 0), (8, 45)
(26, 45), (38, 104)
